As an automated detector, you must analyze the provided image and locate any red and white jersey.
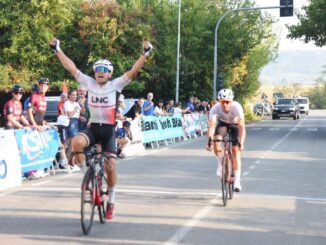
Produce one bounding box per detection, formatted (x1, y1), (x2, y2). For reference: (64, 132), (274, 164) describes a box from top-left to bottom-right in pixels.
(209, 101), (244, 124)
(28, 93), (47, 125)
(3, 100), (23, 127)
(74, 70), (130, 125)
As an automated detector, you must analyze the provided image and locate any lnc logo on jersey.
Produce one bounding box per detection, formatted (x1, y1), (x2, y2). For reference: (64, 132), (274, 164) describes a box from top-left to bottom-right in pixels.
(91, 96), (109, 104)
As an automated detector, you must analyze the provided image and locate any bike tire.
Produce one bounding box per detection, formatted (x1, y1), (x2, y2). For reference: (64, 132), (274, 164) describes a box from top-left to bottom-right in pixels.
(221, 156), (228, 206)
(228, 161), (234, 200)
(81, 168), (95, 235)
(98, 171), (108, 224)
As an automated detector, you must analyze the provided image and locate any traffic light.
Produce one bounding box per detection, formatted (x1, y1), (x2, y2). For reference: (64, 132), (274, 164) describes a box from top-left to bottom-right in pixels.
(280, 0), (293, 17)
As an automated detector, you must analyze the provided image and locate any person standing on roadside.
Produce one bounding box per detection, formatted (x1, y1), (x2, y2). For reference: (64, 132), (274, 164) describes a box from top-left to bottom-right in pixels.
(28, 78), (50, 130)
(143, 92), (155, 116)
(3, 85), (31, 129)
(77, 85), (89, 130)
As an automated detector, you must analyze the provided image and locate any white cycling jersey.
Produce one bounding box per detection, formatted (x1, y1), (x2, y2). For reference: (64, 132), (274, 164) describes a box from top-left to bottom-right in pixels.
(74, 70), (131, 125)
(209, 101), (244, 124)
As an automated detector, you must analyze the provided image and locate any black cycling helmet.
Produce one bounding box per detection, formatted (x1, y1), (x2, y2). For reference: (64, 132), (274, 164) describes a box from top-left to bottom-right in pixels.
(32, 83), (39, 92)
(38, 77), (50, 85)
(12, 84), (24, 93)
(123, 121), (131, 127)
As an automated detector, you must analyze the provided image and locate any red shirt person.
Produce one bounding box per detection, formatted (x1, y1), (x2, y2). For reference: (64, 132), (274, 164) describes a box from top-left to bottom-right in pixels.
(3, 85), (31, 129)
(28, 77), (50, 129)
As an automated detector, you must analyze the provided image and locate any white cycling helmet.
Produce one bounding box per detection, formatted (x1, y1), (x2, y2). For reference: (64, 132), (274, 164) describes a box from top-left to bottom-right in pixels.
(217, 88), (234, 101)
(93, 59), (114, 74)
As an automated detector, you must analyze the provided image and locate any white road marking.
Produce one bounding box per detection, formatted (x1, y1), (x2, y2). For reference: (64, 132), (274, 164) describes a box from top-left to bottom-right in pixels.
(163, 199), (216, 245)
(269, 128), (280, 131)
(307, 128), (318, 131)
(249, 165), (256, 170)
(242, 171), (249, 176)
(249, 128), (262, 131)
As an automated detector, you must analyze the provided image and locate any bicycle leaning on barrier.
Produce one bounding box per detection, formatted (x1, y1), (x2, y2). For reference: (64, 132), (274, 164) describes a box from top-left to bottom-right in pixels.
(206, 88), (246, 205)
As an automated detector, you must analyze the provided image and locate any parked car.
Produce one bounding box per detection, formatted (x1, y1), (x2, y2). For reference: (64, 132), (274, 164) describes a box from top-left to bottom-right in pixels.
(296, 97), (310, 115)
(45, 96), (60, 122)
(272, 98), (300, 120)
(253, 102), (272, 116)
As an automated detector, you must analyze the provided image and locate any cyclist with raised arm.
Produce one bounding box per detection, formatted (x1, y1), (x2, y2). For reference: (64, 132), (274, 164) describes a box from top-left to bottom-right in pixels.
(207, 88), (246, 192)
(50, 38), (153, 220)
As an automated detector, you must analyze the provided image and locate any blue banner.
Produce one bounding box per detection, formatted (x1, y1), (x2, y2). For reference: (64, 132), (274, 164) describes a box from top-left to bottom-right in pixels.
(141, 115), (184, 143)
(14, 128), (60, 174)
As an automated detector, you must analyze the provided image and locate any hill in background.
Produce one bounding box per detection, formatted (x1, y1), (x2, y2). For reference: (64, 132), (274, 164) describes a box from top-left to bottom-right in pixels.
(259, 49), (326, 85)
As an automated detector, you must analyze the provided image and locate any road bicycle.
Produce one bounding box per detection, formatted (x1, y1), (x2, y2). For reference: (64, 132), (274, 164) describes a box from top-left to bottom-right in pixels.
(78, 146), (109, 235)
(213, 130), (239, 206)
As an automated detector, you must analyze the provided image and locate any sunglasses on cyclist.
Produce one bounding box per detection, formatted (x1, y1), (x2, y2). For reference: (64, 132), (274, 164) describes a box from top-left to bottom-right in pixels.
(95, 66), (111, 73)
(14, 92), (22, 95)
(220, 100), (231, 105)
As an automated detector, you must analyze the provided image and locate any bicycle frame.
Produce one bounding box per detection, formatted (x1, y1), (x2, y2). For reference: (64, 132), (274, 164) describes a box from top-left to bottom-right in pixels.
(212, 131), (239, 206)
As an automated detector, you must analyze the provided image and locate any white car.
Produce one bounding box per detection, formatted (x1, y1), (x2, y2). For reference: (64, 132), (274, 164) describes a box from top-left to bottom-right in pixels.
(296, 97), (309, 115)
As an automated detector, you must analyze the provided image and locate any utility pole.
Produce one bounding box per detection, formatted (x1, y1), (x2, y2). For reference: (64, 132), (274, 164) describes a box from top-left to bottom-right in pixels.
(175, 0), (181, 102)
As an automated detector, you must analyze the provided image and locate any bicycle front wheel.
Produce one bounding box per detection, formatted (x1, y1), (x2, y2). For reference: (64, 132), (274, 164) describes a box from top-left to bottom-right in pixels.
(98, 171), (108, 224)
(81, 168), (95, 235)
(221, 156), (228, 206)
(228, 159), (234, 200)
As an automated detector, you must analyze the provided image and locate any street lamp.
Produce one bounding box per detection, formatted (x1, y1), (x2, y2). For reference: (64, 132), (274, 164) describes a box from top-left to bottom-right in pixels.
(213, 5), (292, 100)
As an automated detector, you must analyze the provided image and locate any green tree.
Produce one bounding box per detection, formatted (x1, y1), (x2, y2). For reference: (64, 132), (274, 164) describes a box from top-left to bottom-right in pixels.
(308, 67), (326, 109)
(287, 0), (326, 47)
(0, 0), (78, 90)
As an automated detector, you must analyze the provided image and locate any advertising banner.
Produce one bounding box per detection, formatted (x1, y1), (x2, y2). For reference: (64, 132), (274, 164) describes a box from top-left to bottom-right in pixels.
(14, 128), (60, 174)
(0, 130), (22, 191)
(141, 115), (184, 143)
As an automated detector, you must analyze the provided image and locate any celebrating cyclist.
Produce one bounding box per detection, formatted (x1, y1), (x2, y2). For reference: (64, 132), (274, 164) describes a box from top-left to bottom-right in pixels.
(50, 38), (153, 220)
(207, 88), (246, 192)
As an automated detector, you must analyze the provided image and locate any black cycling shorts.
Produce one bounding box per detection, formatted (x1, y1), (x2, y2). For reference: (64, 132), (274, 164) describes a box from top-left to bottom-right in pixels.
(78, 123), (117, 156)
(214, 120), (239, 146)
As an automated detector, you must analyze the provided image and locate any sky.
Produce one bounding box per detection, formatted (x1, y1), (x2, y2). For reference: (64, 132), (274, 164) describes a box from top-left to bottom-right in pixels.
(253, 0), (326, 84)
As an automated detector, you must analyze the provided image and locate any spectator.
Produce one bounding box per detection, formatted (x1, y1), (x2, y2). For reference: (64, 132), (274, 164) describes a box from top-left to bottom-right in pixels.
(173, 102), (190, 116)
(3, 85), (31, 129)
(198, 100), (210, 113)
(116, 120), (133, 159)
(143, 92), (155, 116)
(56, 93), (69, 170)
(64, 89), (81, 172)
(154, 100), (165, 116)
(23, 83), (39, 120)
(124, 97), (144, 120)
(166, 99), (175, 115)
(186, 96), (195, 113)
(77, 85), (89, 130)
(28, 77), (50, 130)
(116, 94), (126, 121)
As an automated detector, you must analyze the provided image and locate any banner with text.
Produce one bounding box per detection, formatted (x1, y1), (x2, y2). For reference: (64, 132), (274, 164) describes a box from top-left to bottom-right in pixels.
(14, 128), (60, 174)
(141, 115), (185, 143)
(0, 130), (22, 191)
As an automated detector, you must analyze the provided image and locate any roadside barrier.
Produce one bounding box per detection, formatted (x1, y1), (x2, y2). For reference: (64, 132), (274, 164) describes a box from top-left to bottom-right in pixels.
(0, 130), (22, 191)
(0, 112), (208, 191)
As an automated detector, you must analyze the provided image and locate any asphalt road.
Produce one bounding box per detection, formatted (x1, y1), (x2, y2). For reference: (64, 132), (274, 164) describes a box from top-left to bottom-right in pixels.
(0, 110), (325, 245)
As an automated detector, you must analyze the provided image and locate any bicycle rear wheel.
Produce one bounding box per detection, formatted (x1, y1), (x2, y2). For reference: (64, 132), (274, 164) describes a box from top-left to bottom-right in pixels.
(81, 168), (95, 235)
(221, 156), (228, 206)
(98, 171), (108, 224)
